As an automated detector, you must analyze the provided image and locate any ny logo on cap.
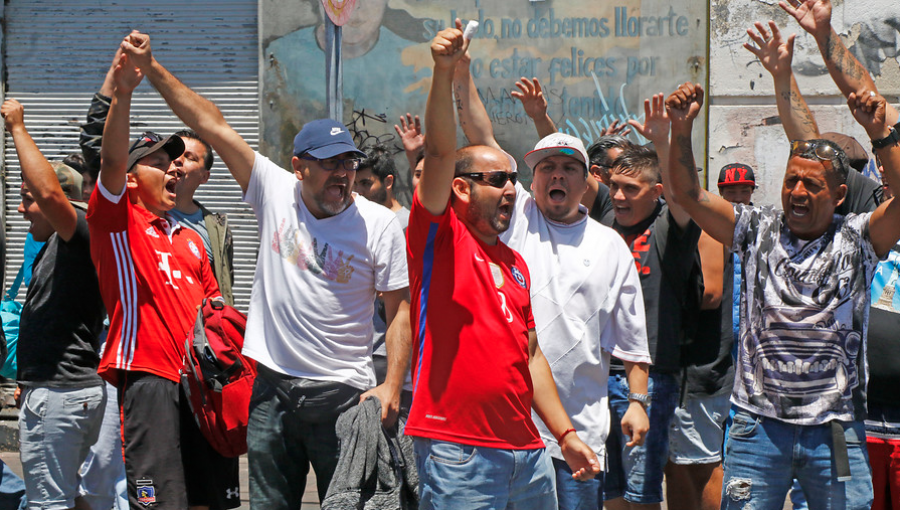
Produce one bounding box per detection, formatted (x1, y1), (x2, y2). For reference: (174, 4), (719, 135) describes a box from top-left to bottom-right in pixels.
(330, 127), (344, 136)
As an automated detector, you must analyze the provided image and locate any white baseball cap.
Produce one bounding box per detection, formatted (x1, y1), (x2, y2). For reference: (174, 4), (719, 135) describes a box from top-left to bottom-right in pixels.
(524, 133), (589, 174)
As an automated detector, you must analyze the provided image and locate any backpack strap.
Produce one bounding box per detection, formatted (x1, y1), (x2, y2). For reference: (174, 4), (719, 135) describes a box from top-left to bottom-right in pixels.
(4, 261), (27, 302)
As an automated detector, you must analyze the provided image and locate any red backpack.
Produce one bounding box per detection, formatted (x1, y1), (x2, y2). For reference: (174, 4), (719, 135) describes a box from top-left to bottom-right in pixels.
(181, 299), (257, 457)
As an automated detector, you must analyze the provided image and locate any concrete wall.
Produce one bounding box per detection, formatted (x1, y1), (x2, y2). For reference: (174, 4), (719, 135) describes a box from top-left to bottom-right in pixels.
(709, 0), (900, 206)
(260, 0), (709, 200)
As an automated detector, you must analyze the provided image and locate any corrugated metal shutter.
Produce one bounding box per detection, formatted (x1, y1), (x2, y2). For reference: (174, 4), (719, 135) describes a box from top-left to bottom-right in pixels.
(3, 0), (260, 311)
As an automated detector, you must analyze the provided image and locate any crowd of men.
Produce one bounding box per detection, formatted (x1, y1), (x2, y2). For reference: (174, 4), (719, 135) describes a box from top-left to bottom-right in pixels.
(0, 0), (899, 509)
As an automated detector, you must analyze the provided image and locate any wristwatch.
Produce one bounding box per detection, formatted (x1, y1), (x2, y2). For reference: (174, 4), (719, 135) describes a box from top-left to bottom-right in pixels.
(627, 392), (651, 409)
(872, 124), (900, 150)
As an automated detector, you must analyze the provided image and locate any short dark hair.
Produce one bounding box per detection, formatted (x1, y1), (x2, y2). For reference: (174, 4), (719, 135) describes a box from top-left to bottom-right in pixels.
(62, 153), (87, 175)
(609, 145), (661, 184)
(173, 129), (214, 171)
(359, 144), (396, 181)
(587, 135), (635, 168)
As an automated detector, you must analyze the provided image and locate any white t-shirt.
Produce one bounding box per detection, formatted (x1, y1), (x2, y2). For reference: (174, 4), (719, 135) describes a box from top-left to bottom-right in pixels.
(731, 205), (880, 425)
(242, 152), (409, 390)
(501, 183), (651, 464)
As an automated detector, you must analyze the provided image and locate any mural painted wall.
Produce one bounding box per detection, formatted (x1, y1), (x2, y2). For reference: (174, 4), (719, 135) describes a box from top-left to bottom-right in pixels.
(260, 0), (709, 200)
(709, 0), (900, 206)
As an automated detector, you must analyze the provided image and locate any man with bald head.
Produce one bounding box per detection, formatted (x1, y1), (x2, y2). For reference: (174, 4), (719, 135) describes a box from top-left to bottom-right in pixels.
(406, 23), (599, 509)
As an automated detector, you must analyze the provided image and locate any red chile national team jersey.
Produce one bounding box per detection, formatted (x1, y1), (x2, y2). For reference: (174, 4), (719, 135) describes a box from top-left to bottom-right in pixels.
(406, 193), (543, 449)
(87, 183), (220, 384)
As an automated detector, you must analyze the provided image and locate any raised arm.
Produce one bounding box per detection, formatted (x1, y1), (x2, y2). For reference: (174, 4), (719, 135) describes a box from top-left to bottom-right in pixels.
(780, 0), (899, 125)
(121, 31), (255, 192)
(665, 83), (737, 247)
(99, 52), (144, 196)
(744, 21), (819, 140)
(851, 90), (900, 257)
(80, 48), (122, 173)
(394, 113), (424, 173)
(511, 77), (556, 139)
(419, 22), (470, 215)
(2, 100), (78, 241)
(453, 48), (501, 150)
(630, 93), (693, 229)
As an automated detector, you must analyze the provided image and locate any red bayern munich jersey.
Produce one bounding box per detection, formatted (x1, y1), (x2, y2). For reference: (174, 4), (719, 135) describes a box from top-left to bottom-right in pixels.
(87, 183), (220, 384)
(405, 193), (543, 449)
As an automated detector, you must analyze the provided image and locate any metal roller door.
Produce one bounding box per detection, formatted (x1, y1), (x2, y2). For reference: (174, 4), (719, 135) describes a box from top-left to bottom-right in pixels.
(2, 0), (260, 310)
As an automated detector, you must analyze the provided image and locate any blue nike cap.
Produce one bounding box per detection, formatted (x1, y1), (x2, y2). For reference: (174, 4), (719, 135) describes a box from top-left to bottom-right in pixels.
(293, 119), (366, 160)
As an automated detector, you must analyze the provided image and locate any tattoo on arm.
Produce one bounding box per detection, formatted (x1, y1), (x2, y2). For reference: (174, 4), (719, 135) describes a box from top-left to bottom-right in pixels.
(825, 32), (865, 81)
(674, 133), (702, 201)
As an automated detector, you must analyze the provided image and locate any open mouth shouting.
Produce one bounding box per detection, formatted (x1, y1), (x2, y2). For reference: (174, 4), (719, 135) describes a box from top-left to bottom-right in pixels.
(789, 201), (810, 218)
(548, 187), (567, 203)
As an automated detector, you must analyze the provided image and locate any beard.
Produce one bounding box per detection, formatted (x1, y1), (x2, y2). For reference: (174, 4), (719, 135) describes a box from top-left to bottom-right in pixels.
(367, 185), (389, 207)
(465, 184), (511, 235)
(313, 177), (353, 216)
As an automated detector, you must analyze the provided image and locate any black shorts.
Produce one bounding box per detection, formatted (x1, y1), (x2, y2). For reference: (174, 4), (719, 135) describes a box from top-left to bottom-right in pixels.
(119, 372), (240, 510)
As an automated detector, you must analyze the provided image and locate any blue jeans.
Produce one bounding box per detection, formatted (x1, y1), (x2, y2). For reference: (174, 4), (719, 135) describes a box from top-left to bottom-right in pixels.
(553, 457), (599, 510)
(603, 371), (678, 504)
(0, 461), (25, 510)
(413, 438), (557, 510)
(78, 381), (128, 510)
(19, 385), (105, 510)
(722, 410), (873, 510)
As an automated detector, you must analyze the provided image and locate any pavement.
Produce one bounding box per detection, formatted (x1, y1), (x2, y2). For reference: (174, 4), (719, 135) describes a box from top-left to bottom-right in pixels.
(0, 451), (322, 510)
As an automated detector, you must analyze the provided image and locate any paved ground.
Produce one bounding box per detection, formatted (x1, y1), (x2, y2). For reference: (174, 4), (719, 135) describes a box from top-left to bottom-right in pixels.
(0, 452), (322, 510)
(0, 450), (793, 510)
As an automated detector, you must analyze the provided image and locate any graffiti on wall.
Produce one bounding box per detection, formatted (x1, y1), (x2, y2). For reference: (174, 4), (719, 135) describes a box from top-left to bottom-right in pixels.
(261, 0), (709, 196)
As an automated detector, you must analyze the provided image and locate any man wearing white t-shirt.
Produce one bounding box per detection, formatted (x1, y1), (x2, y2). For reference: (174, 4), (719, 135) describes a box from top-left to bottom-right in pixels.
(121, 32), (412, 509)
(500, 133), (652, 510)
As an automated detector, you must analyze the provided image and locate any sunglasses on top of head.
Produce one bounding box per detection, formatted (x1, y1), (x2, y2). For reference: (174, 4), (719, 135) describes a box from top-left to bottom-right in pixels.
(789, 140), (840, 164)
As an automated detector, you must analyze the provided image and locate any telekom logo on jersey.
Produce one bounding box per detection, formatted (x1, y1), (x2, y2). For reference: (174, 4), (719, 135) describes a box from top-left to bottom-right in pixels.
(156, 250), (183, 289)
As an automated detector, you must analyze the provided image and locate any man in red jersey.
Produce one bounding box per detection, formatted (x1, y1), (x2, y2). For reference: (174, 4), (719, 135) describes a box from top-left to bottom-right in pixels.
(405, 22), (599, 509)
(86, 51), (238, 510)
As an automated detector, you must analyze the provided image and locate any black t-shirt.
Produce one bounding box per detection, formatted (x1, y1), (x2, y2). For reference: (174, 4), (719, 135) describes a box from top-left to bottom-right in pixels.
(589, 181), (615, 227)
(684, 248), (736, 396)
(838, 167), (880, 216)
(611, 202), (702, 373)
(18, 209), (105, 387)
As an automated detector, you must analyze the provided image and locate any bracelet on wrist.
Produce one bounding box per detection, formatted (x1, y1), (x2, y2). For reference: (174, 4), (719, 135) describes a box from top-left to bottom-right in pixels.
(557, 428), (577, 444)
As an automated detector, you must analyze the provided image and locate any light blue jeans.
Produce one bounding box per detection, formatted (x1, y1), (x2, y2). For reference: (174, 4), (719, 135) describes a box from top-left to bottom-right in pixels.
(78, 381), (128, 510)
(19, 385), (105, 510)
(722, 410), (873, 510)
(413, 438), (557, 510)
(552, 457), (599, 510)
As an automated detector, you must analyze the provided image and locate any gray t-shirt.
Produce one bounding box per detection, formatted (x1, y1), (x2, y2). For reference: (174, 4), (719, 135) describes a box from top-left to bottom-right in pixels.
(731, 205), (880, 425)
(170, 208), (213, 265)
(18, 210), (105, 387)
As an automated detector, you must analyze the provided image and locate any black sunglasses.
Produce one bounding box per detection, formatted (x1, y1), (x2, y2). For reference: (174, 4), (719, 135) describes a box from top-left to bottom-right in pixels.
(300, 155), (361, 171)
(460, 171), (518, 188)
(129, 131), (162, 152)
(790, 140), (839, 163)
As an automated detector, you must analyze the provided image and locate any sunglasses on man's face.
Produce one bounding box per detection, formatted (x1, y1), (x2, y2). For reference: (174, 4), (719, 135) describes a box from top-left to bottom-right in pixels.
(789, 140), (840, 164)
(460, 171), (518, 189)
